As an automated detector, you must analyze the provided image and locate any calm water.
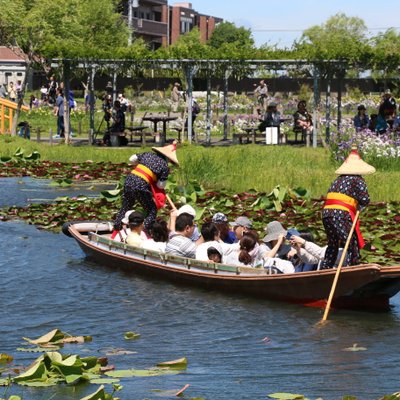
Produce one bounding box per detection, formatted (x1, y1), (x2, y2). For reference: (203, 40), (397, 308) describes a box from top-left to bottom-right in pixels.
(1, 179), (400, 400)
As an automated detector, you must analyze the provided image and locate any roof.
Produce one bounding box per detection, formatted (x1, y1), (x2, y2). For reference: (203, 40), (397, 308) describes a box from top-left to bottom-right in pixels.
(0, 46), (26, 62)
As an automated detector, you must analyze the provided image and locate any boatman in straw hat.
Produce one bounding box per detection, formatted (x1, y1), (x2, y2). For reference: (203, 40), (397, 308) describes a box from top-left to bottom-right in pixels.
(112, 141), (179, 237)
(320, 145), (375, 269)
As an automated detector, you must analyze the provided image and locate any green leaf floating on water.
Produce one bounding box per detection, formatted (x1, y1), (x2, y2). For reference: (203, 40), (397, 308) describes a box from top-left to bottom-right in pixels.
(0, 353), (13, 363)
(156, 357), (188, 369)
(343, 343), (367, 352)
(105, 368), (180, 378)
(89, 377), (121, 385)
(267, 394), (308, 400)
(80, 385), (106, 400)
(13, 361), (47, 383)
(124, 332), (141, 340)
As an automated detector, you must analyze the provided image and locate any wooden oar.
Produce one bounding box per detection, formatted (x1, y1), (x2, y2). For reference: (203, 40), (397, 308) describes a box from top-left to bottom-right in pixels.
(321, 210), (360, 323)
(165, 194), (177, 210)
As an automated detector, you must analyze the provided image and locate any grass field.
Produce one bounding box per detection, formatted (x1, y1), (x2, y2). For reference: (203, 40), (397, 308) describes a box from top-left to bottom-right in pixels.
(1, 135), (398, 202)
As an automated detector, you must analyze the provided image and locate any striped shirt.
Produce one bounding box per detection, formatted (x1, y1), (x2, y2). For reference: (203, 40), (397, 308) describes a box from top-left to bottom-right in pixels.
(165, 234), (196, 259)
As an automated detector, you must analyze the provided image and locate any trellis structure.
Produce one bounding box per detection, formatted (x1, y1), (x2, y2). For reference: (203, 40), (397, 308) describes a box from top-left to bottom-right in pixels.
(51, 58), (353, 147)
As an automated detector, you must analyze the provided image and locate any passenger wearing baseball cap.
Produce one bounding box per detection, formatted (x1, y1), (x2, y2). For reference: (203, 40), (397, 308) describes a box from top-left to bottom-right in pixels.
(212, 212), (236, 244)
(176, 204), (201, 242)
(229, 216), (252, 242)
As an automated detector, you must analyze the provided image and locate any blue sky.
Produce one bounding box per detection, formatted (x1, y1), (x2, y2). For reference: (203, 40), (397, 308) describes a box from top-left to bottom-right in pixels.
(188, 0), (400, 48)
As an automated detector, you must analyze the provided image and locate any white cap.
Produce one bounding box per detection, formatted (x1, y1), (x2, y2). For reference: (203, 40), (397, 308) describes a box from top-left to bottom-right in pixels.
(177, 204), (196, 217)
(122, 210), (135, 225)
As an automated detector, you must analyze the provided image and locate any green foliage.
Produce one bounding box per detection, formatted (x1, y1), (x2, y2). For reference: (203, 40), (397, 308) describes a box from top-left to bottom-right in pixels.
(208, 21), (255, 50)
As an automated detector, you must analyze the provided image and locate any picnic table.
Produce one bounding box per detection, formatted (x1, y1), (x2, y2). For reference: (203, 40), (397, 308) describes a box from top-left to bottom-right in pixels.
(142, 114), (178, 146)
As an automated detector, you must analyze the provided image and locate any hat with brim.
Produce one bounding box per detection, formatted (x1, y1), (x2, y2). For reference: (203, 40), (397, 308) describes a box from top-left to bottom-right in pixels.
(229, 216), (252, 229)
(335, 146), (375, 175)
(177, 204), (196, 217)
(263, 221), (287, 243)
(122, 210), (135, 225)
(152, 141), (179, 166)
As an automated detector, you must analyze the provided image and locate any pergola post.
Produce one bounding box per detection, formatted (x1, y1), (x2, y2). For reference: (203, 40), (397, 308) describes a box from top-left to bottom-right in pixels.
(88, 66), (96, 145)
(206, 73), (212, 145)
(325, 74), (332, 144)
(337, 69), (345, 131)
(312, 64), (320, 149)
(63, 59), (71, 144)
(223, 68), (232, 141)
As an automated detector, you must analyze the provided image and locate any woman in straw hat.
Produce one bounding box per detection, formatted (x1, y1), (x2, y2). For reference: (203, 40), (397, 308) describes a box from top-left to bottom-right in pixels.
(112, 141), (179, 236)
(320, 145), (375, 269)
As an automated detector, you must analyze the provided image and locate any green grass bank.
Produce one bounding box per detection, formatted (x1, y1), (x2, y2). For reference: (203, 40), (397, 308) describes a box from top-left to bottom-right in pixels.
(1, 135), (399, 201)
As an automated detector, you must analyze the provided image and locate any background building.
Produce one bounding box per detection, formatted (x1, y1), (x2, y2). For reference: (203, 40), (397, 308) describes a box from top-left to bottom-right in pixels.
(0, 47), (26, 87)
(121, 0), (222, 49)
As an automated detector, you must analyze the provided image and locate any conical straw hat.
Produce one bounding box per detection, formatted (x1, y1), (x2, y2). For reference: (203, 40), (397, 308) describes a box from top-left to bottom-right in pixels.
(335, 145), (375, 175)
(152, 140), (179, 166)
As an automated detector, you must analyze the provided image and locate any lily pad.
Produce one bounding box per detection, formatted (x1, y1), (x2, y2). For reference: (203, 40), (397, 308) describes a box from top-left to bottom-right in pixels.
(156, 357), (188, 369)
(89, 377), (120, 385)
(267, 393), (308, 400)
(124, 332), (141, 340)
(105, 368), (180, 378)
(0, 353), (13, 363)
(80, 385), (106, 400)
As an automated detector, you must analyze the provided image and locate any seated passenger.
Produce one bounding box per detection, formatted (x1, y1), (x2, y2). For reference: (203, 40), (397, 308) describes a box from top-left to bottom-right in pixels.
(141, 218), (169, 253)
(260, 221), (296, 273)
(290, 232), (342, 270)
(259, 102), (281, 131)
(195, 221), (237, 261)
(261, 221), (294, 260)
(353, 104), (370, 131)
(293, 100), (313, 141)
(212, 212), (236, 244)
(169, 204), (201, 243)
(165, 213), (196, 258)
(111, 209), (133, 242)
(207, 246), (222, 263)
(229, 216), (253, 243)
(126, 211), (145, 247)
(224, 232), (263, 267)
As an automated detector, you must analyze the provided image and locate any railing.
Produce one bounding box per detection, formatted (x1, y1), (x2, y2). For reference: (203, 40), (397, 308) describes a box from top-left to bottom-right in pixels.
(0, 98), (29, 134)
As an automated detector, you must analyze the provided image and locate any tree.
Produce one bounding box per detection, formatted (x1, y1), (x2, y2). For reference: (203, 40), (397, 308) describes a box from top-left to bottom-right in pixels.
(370, 29), (400, 85)
(208, 22), (255, 50)
(293, 13), (370, 142)
(0, 0), (147, 137)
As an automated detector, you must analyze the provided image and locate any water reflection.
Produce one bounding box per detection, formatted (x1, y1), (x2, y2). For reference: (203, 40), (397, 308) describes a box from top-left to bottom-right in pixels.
(0, 177), (114, 207)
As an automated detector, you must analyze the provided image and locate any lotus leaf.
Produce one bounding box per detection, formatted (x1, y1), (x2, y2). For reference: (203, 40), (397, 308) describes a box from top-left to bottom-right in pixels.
(267, 393), (308, 399)
(156, 357), (188, 369)
(124, 332), (141, 340)
(13, 361), (47, 383)
(89, 378), (120, 385)
(0, 377), (11, 386)
(80, 385), (106, 400)
(105, 368), (180, 378)
(23, 328), (64, 345)
(0, 354), (13, 363)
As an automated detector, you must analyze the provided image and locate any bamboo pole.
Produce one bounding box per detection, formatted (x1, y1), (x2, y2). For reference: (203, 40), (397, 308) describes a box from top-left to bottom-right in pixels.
(321, 210), (360, 322)
(165, 194), (176, 210)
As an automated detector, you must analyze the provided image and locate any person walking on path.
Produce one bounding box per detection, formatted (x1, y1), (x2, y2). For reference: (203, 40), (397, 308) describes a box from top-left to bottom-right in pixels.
(171, 82), (181, 112)
(320, 145), (375, 269)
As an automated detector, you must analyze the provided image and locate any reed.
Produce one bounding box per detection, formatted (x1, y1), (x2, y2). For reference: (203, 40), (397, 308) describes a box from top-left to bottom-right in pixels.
(0, 136), (398, 201)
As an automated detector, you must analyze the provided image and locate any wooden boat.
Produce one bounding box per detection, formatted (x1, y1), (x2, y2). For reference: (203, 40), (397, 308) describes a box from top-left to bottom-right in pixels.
(64, 221), (400, 312)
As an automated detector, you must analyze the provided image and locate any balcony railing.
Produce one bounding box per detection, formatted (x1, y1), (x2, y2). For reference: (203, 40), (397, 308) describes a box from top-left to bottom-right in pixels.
(132, 18), (167, 37)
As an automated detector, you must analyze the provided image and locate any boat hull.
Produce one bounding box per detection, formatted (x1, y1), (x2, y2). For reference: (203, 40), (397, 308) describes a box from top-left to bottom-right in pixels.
(67, 224), (400, 311)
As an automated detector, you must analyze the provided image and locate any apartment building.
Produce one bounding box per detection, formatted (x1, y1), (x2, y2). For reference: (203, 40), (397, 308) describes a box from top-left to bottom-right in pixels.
(121, 0), (222, 49)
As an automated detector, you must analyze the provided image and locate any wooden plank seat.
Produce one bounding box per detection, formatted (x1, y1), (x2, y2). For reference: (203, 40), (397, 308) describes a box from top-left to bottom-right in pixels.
(124, 126), (153, 145)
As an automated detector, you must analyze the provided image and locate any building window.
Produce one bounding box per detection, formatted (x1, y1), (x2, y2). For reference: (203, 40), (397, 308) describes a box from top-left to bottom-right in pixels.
(180, 17), (193, 34)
